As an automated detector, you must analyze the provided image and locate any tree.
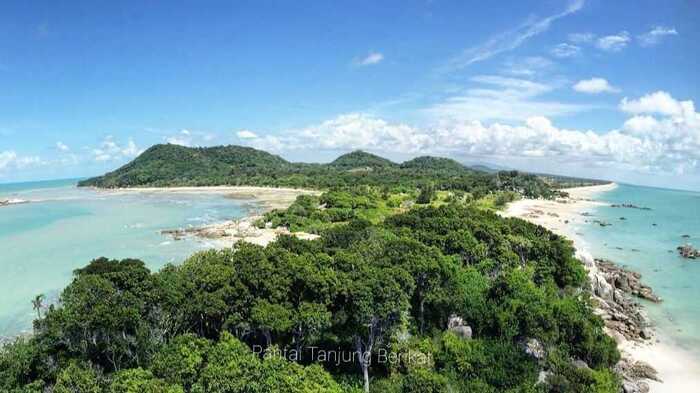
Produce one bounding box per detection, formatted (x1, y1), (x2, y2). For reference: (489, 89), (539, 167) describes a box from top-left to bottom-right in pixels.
(336, 251), (413, 392)
(30, 294), (44, 319)
(53, 362), (102, 393)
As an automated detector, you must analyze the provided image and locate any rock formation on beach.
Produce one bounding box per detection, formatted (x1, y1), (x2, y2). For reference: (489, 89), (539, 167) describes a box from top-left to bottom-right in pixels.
(0, 198), (29, 207)
(677, 244), (699, 259)
(578, 254), (661, 392)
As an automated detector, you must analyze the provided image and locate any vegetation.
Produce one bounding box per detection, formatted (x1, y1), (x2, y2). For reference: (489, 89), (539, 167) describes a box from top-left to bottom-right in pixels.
(2, 203), (619, 392)
(78, 144), (563, 200)
(0, 144), (621, 392)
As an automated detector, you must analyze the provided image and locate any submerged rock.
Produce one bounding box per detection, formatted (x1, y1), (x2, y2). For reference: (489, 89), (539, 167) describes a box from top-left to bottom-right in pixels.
(677, 244), (699, 259)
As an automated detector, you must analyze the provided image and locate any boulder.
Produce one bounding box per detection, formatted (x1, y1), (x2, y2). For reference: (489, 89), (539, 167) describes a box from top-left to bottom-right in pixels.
(524, 339), (546, 361)
(447, 314), (472, 340)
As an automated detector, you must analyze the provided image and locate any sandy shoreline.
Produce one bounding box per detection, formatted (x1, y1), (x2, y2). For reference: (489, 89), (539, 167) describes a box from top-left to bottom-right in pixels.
(504, 183), (700, 392)
(105, 186), (321, 247)
(100, 185), (321, 211)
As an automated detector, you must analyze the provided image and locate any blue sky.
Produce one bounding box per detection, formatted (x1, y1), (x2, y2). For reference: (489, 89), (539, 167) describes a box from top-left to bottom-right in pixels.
(1, 0), (699, 190)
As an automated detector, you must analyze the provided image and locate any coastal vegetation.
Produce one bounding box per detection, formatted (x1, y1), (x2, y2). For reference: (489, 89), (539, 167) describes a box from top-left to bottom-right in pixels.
(77, 144), (563, 200)
(0, 145), (623, 392)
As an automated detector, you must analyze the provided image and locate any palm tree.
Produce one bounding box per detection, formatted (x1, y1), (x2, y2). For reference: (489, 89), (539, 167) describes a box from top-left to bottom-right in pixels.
(31, 294), (45, 319)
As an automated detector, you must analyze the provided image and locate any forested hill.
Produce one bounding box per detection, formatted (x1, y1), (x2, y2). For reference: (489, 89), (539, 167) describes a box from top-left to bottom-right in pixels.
(78, 144), (560, 199)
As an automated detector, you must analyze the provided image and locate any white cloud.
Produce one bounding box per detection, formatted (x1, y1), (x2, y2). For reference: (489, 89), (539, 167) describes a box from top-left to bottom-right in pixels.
(423, 75), (589, 122)
(166, 129), (193, 146)
(596, 31), (631, 51)
(441, 0), (584, 71)
(356, 52), (384, 66)
(502, 56), (553, 77)
(236, 130), (258, 139)
(573, 78), (620, 94)
(0, 151), (43, 173)
(551, 43), (581, 58)
(638, 26), (678, 47)
(164, 129), (218, 146)
(92, 136), (143, 162)
(568, 32), (596, 43)
(259, 91), (700, 178)
(56, 141), (70, 152)
(619, 91), (693, 117)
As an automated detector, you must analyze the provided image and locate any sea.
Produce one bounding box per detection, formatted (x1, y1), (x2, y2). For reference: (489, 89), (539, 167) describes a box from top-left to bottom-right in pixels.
(576, 183), (700, 359)
(0, 179), (253, 339)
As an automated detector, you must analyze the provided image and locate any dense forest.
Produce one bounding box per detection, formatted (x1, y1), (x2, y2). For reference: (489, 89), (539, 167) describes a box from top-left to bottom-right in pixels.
(0, 145), (623, 392)
(77, 144), (565, 200)
(0, 203), (620, 392)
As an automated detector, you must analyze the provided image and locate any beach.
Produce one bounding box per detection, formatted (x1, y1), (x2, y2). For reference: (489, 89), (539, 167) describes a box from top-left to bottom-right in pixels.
(504, 183), (700, 392)
(107, 186), (322, 247)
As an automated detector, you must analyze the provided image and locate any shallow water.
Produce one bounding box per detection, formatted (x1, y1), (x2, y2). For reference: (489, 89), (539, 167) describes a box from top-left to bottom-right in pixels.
(0, 179), (252, 338)
(576, 184), (700, 358)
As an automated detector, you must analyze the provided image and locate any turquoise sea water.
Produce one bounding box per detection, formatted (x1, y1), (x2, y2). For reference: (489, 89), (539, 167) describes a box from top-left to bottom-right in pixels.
(577, 184), (700, 358)
(0, 179), (253, 338)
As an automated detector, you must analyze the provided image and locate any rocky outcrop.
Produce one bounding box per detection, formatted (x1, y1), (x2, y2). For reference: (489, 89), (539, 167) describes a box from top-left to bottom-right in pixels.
(677, 244), (699, 259)
(615, 358), (660, 393)
(523, 338), (546, 361)
(447, 315), (472, 339)
(0, 198), (29, 207)
(591, 258), (660, 342)
(595, 260), (661, 303)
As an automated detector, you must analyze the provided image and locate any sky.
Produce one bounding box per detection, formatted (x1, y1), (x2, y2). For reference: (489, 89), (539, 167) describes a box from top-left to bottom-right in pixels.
(1, 0), (699, 190)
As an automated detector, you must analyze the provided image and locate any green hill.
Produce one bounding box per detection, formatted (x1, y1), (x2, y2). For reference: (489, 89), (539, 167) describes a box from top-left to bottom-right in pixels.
(79, 144), (290, 187)
(330, 150), (396, 169)
(400, 156), (467, 172)
(79, 144), (562, 199)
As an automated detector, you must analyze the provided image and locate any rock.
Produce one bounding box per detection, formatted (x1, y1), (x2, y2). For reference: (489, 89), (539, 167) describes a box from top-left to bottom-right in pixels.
(572, 359), (589, 370)
(536, 370), (552, 385)
(611, 203), (652, 211)
(640, 327), (653, 340)
(524, 338), (546, 361)
(681, 234), (690, 238)
(447, 315), (472, 340)
(677, 244), (699, 259)
(623, 381), (650, 393)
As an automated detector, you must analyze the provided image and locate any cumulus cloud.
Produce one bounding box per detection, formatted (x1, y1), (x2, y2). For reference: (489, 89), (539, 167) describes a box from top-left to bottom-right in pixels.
(0, 151), (43, 173)
(596, 31), (631, 51)
(56, 141), (70, 152)
(423, 75), (589, 122)
(92, 136), (142, 162)
(573, 78), (620, 94)
(253, 91), (700, 177)
(166, 129), (193, 146)
(236, 130), (258, 139)
(551, 43), (581, 58)
(441, 0), (584, 71)
(619, 91), (693, 117)
(356, 52), (384, 66)
(638, 26), (678, 47)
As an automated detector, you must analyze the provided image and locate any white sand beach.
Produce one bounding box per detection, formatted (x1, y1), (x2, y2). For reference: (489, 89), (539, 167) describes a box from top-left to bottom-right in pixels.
(107, 186), (321, 247)
(504, 183), (700, 392)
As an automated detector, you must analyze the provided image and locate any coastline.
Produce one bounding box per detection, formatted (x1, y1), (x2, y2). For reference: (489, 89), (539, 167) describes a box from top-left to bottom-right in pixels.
(504, 183), (700, 392)
(104, 186), (322, 247)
